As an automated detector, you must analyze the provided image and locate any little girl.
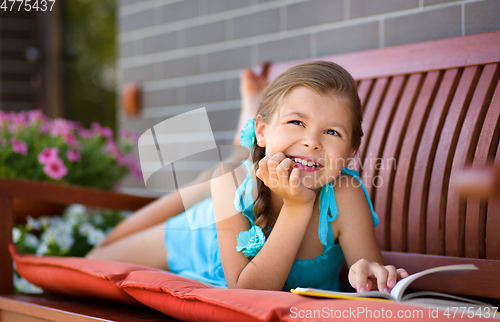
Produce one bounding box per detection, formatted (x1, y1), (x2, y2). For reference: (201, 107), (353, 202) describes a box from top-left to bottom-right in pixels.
(87, 61), (408, 293)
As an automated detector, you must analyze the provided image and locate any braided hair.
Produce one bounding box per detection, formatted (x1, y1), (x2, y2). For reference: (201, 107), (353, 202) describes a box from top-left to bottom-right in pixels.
(251, 61), (363, 239)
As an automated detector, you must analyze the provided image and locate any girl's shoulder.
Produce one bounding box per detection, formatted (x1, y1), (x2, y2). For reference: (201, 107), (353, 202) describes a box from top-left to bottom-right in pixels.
(332, 171), (378, 227)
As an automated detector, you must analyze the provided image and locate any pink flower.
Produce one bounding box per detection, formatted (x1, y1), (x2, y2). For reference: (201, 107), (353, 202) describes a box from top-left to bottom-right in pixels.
(77, 128), (94, 138)
(39, 123), (50, 134)
(92, 122), (113, 138)
(49, 118), (78, 137)
(67, 149), (81, 162)
(124, 154), (142, 180)
(104, 139), (121, 159)
(27, 109), (47, 125)
(43, 157), (67, 180)
(63, 132), (78, 146)
(119, 129), (139, 141)
(10, 138), (27, 155)
(38, 147), (59, 164)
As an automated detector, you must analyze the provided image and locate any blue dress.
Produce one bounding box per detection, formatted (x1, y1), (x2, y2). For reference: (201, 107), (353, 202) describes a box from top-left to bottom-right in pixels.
(164, 161), (379, 290)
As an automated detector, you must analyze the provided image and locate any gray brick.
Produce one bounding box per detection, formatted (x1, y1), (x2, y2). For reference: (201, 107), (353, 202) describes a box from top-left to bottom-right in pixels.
(120, 41), (135, 58)
(316, 22), (379, 57)
(424, 0), (460, 5)
(350, 0), (419, 19)
(142, 32), (177, 55)
(207, 46), (252, 72)
(120, 118), (165, 141)
(121, 9), (156, 32)
(257, 34), (310, 62)
(230, 77), (241, 101)
(122, 64), (157, 82)
(185, 80), (226, 104)
(385, 6), (461, 47)
(143, 88), (177, 108)
(162, 56), (200, 79)
(161, 0), (200, 24)
(287, 0), (343, 30)
(465, 0), (500, 35)
(185, 21), (225, 47)
(208, 108), (240, 131)
(119, 0), (143, 6)
(232, 9), (280, 39)
(206, 0), (253, 14)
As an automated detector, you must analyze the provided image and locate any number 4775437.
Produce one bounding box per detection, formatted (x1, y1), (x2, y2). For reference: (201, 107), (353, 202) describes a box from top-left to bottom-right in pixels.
(1, 0), (56, 12)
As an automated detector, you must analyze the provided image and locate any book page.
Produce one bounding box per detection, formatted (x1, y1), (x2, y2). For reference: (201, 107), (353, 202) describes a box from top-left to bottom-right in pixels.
(390, 264), (478, 301)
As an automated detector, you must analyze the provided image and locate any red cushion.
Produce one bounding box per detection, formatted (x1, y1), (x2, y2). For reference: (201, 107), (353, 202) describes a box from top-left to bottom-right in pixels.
(9, 244), (156, 305)
(120, 270), (454, 322)
(11, 244), (481, 322)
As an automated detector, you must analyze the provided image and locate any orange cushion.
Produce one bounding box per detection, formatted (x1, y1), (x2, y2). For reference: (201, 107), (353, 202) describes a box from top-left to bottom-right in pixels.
(11, 244), (480, 322)
(9, 244), (156, 305)
(120, 270), (456, 322)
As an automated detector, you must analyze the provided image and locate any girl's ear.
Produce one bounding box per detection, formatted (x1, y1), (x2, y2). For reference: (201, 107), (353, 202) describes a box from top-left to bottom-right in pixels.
(254, 115), (267, 147)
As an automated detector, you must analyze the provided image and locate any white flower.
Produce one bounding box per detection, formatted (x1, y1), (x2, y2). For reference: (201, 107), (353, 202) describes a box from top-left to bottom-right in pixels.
(92, 213), (104, 225)
(78, 222), (94, 237)
(24, 234), (39, 248)
(47, 221), (72, 237)
(66, 204), (86, 216)
(26, 216), (41, 231)
(47, 217), (64, 227)
(41, 228), (56, 244)
(14, 274), (43, 294)
(38, 217), (50, 229)
(56, 234), (74, 252)
(36, 242), (49, 256)
(64, 204), (86, 227)
(12, 227), (21, 243)
(87, 229), (105, 246)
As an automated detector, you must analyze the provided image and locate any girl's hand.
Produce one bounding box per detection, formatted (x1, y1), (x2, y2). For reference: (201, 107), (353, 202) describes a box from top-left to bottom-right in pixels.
(256, 152), (316, 207)
(348, 259), (409, 293)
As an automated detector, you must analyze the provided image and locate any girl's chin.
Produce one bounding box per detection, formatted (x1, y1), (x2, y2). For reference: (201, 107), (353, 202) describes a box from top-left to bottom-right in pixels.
(299, 176), (327, 190)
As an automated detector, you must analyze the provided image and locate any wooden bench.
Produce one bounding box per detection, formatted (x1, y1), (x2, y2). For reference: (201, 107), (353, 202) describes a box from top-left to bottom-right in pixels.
(1, 30), (500, 321)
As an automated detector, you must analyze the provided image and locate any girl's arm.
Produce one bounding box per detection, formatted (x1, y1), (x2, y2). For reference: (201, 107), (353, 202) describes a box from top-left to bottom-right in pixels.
(212, 153), (315, 290)
(334, 176), (408, 293)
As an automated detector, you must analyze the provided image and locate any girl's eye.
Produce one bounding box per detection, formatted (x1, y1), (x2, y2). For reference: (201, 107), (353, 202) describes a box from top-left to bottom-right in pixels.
(289, 120), (303, 126)
(325, 129), (341, 137)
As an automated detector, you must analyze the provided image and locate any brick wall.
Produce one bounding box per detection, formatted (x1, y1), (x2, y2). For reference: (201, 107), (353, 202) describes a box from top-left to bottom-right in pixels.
(117, 0), (500, 195)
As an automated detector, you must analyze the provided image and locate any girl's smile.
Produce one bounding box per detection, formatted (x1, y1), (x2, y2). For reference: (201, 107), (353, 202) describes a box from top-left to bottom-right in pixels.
(286, 155), (323, 171)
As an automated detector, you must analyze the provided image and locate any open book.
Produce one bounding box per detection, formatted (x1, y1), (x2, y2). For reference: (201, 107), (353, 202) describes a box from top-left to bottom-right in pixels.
(291, 264), (495, 308)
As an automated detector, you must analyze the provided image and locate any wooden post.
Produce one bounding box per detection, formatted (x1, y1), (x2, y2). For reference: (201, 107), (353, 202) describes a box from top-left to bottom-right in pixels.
(0, 189), (13, 294)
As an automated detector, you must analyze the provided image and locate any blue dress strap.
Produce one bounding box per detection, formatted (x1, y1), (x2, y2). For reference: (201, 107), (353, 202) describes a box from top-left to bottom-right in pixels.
(233, 160), (256, 225)
(317, 167), (379, 247)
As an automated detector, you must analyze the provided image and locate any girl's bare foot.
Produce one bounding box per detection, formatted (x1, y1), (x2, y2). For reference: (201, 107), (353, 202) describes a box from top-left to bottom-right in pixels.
(235, 66), (270, 145)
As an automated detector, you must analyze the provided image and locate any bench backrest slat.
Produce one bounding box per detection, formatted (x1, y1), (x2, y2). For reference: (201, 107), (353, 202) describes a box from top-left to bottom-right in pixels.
(392, 71), (441, 253)
(486, 140), (500, 260)
(447, 64), (500, 258)
(484, 86), (500, 260)
(378, 73), (423, 253)
(269, 31), (500, 262)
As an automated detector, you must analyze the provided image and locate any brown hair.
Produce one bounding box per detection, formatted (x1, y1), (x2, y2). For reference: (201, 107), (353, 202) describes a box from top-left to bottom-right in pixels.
(251, 61), (363, 238)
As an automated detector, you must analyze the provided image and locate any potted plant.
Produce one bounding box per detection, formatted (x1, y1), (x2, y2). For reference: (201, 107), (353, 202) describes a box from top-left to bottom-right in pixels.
(0, 109), (142, 220)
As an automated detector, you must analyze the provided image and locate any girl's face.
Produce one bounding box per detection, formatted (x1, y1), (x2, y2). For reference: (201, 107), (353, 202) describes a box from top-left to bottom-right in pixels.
(255, 86), (355, 190)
